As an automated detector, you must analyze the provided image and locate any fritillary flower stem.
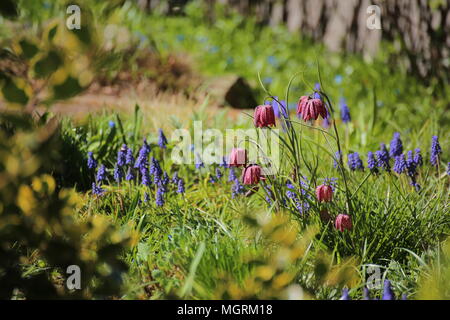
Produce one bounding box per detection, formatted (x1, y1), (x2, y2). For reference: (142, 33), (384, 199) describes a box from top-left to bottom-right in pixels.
(321, 91), (352, 213)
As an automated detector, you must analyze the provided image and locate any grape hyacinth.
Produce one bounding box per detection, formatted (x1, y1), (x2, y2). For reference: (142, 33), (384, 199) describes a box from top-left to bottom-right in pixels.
(363, 287), (371, 300)
(125, 167), (135, 181)
(340, 98), (351, 123)
(117, 144), (127, 167)
(87, 151), (97, 169)
(141, 167), (152, 186)
(134, 139), (150, 169)
(231, 179), (245, 198)
(215, 168), (223, 180)
(96, 164), (106, 182)
(285, 181), (310, 215)
(389, 132), (403, 158)
(92, 182), (104, 196)
(406, 151), (418, 178)
(413, 148), (423, 167)
(143, 192), (150, 203)
(322, 114), (331, 129)
(333, 151), (342, 169)
(160, 172), (170, 191)
(367, 151), (378, 173)
(313, 83), (321, 99)
(348, 152), (364, 171)
(219, 156), (229, 168)
(447, 162), (450, 176)
(155, 187), (165, 206)
(382, 280), (395, 300)
(393, 154), (407, 174)
(321, 177), (338, 192)
(150, 157), (163, 184)
(264, 185), (274, 205)
(172, 172), (180, 185)
(195, 153), (205, 169)
(430, 135), (442, 167)
(177, 178), (185, 194)
(209, 174), (217, 184)
(228, 167), (237, 182)
(340, 288), (350, 300)
(113, 165), (123, 183)
(270, 96), (281, 118)
(158, 128), (168, 149)
(376, 143), (390, 171)
(125, 147), (135, 165)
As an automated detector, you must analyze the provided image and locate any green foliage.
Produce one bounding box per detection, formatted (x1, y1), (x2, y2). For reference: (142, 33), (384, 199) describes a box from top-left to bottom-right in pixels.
(0, 113), (134, 299)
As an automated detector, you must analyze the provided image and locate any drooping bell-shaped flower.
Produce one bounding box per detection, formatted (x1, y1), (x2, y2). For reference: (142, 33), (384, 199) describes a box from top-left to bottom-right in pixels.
(229, 148), (247, 167)
(254, 105), (276, 128)
(296, 96), (327, 121)
(242, 165), (262, 185)
(316, 184), (333, 202)
(335, 214), (352, 232)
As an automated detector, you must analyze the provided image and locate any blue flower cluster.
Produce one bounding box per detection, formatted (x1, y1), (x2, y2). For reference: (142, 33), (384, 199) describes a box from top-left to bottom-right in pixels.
(87, 130), (185, 205)
(342, 134), (443, 192)
(341, 280), (406, 300)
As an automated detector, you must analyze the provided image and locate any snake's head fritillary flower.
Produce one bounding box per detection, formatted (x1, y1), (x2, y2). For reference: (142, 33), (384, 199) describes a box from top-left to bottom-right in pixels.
(242, 165), (262, 185)
(335, 214), (352, 232)
(254, 105), (276, 128)
(316, 184), (333, 202)
(229, 148), (247, 167)
(296, 96), (327, 121)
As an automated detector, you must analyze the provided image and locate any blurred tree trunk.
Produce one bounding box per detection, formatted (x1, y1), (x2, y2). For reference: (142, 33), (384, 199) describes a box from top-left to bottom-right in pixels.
(136, 0), (449, 85)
